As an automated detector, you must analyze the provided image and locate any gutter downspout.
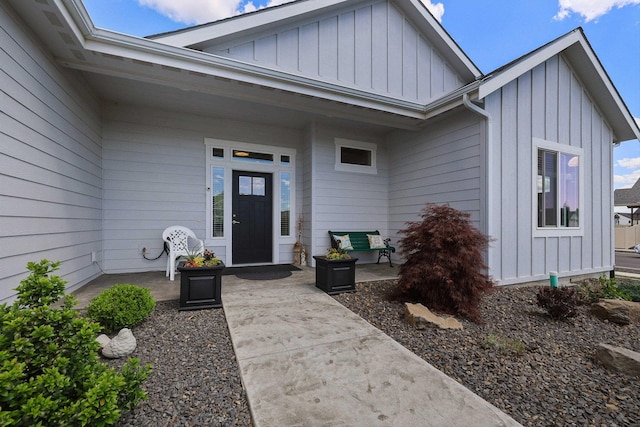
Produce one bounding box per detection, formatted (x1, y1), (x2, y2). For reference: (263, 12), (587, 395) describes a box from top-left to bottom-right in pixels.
(462, 93), (494, 273)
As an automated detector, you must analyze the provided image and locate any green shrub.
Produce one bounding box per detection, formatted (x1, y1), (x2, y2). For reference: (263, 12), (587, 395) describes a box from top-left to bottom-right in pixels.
(0, 260), (151, 426)
(576, 275), (632, 303)
(388, 203), (494, 322)
(575, 278), (603, 304)
(617, 280), (640, 302)
(536, 286), (577, 320)
(87, 284), (156, 333)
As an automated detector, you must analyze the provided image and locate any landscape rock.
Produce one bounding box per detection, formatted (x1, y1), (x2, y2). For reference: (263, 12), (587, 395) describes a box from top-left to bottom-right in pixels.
(101, 328), (137, 359)
(595, 343), (640, 376)
(591, 299), (640, 325)
(404, 302), (463, 330)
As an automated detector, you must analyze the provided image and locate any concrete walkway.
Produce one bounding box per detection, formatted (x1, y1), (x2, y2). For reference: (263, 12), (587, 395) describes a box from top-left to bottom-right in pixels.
(74, 265), (521, 425)
(222, 277), (521, 427)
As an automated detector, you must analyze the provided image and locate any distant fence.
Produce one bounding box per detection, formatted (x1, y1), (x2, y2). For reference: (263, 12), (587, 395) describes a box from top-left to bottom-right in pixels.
(614, 225), (640, 249)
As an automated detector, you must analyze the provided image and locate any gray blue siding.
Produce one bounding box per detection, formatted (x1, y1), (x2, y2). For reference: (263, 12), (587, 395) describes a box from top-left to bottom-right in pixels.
(387, 111), (483, 248)
(308, 123), (389, 263)
(100, 104), (303, 272)
(486, 55), (614, 284)
(203, 0), (463, 104)
(0, 3), (102, 301)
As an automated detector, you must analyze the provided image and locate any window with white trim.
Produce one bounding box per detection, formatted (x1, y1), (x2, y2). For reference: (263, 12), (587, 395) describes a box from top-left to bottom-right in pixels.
(335, 138), (377, 174)
(280, 172), (291, 236)
(211, 166), (224, 237)
(534, 139), (583, 233)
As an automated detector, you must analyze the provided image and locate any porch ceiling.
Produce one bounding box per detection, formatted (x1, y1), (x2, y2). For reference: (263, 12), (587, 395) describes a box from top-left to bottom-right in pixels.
(6, 0), (428, 132)
(82, 70), (410, 132)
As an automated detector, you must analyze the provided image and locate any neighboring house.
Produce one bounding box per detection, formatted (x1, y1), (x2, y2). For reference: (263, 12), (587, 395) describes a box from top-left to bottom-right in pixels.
(614, 212), (640, 227)
(1, 0), (639, 301)
(614, 178), (640, 226)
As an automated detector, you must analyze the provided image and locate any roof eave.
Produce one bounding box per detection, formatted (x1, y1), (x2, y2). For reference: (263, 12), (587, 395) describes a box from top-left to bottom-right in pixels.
(148, 0), (482, 83)
(477, 29), (639, 143)
(32, 1), (427, 121)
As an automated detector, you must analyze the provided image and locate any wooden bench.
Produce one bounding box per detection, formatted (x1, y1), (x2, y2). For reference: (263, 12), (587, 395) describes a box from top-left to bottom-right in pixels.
(328, 230), (396, 267)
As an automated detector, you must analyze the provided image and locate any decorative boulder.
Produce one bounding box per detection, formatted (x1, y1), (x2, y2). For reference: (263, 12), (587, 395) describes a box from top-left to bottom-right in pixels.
(591, 300), (640, 325)
(404, 302), (463, 330)
(596, 343), (640, 376)
(96, 334), (111, 348)
(101, 328), (137, 359)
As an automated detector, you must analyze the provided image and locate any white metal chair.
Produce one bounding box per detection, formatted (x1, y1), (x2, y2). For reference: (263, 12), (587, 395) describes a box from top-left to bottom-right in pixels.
(162, 226), (204, 281)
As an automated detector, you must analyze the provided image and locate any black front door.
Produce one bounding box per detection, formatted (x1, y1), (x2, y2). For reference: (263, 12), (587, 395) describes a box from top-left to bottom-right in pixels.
(232, 171), (273, 264)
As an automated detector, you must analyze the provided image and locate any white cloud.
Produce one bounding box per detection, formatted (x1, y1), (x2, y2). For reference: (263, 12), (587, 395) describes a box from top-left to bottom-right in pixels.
(421, 0), (445, 22)
(618, 157), (640, 169)
(140, 0), (445, 25)
(138, 0), (238, 24)
(554, 0), (640, 22)
(615, 170), (640, 188)
(138, 0), (296, 25)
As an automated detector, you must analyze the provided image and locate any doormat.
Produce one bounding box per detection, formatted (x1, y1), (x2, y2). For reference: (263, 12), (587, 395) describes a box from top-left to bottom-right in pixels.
(222, 264), (301, 280)
(235, 270), (292, 281)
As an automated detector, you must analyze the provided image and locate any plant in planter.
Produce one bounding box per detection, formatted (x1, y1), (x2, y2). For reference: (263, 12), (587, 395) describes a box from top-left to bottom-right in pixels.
(183, 249), (223, 268)
(177, 250), (225, 310)
(325, 247), (351, 260)
(313, 248), (357, 295)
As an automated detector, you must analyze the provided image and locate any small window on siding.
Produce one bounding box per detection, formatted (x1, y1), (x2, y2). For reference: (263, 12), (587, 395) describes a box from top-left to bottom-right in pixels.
(335, 138), (377, 174)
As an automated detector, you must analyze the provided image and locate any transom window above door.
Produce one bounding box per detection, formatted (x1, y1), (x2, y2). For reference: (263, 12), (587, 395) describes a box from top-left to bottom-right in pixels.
(233, 150), (274, 164)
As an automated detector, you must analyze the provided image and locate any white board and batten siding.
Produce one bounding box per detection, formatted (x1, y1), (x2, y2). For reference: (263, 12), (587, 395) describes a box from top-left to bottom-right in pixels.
(202, 0), (463, 105)
(101, 104), (303, 273)
(387, 110), (484, 254)
(486, 54), (614, 285)
(0, 3), (102, 302)
(309, 123), (389, 263)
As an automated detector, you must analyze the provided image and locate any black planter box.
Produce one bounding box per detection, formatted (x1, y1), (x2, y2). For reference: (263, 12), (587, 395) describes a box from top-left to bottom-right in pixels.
(313, 256), (358, 295)
(176, 262), (225, 310)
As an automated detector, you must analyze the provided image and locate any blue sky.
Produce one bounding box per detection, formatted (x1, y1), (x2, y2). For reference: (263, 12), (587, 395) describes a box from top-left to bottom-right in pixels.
(84, 0), (639, 189)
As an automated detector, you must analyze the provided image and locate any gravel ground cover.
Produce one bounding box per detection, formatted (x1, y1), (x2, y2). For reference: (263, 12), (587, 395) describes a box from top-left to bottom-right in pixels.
(108, 300), (252, 427)
(334, 280), (640, 427)
(107, 281), (638, 427)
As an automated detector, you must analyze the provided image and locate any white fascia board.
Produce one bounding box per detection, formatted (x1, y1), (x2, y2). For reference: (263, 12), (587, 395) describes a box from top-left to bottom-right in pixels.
(83, 32), (426, 116)
(149, 0), (352, 47)
(574, 46), (640, 143)
(478, 30), (640, 142)
(420, 82), (481, 122)
(478, 31), (581, 100)
(57, 0), (96, 41)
